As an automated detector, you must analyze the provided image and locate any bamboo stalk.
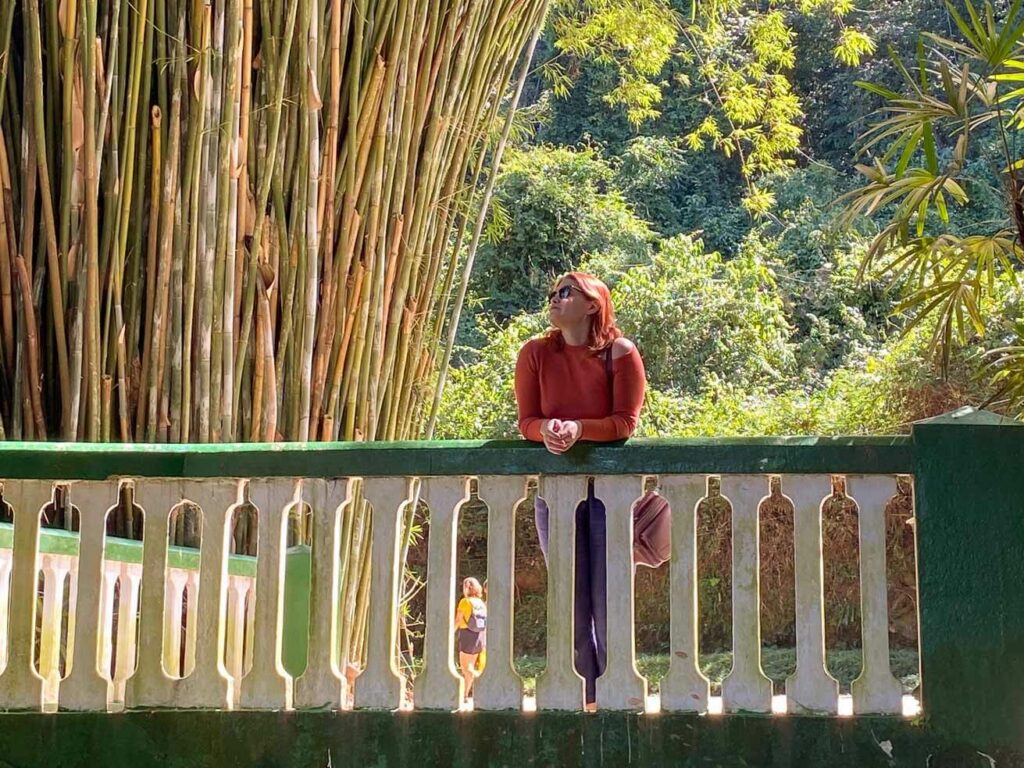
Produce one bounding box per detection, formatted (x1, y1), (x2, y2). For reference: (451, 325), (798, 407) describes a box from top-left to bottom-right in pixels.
(296, 0), (320, 441)
(233, 0), (254, 351)
(217, 0), (243, 441)
(232, 0), (299, 427)
(0, 138), (14, 377)
(196, 5), (214, 442)
(136, 106), (162, 439)
(146, 5), (185, 442)
(57, 0), (79, 297)
(0, 0), (15, 127)
(14, 256), (44, 438)
(26, 0), (72, 435)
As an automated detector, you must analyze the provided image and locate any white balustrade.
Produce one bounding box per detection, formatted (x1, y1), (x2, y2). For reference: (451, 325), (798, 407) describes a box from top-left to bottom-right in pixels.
(0, 471), (915, 718)
(720, 475), (773, 713)
(413, 477), (470, 710)
(293, 479), (348, 709)
(0, 480), (50, 710)
(38, 553), (74, 710)
(659, 475), (710, 712)
(60, 483), (115, 711)
(0, 547), (11, 673)
(534, 475), (587, 710)
(848, 475), (904, 714)
(472, 476), (525, 710)
(784, 475), (840, 714)
(224, 573), (253, 706)
(353, 477), (412, 710)
(593, 475), (647, 711)
(239, 479), (299, 709)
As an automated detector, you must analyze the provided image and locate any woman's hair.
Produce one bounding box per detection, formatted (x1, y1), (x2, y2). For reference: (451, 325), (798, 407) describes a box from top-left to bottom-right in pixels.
(546, 271), (622, 352)
(463, 577), (483, 598)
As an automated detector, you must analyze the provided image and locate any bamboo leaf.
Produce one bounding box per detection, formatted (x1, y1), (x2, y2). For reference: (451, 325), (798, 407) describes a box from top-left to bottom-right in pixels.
(923, 120), (937, 173)
(935, 190), (949, 223)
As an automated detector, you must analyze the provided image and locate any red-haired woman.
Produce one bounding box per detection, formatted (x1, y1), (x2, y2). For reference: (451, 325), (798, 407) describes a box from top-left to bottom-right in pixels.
(514, 271), (669, 710)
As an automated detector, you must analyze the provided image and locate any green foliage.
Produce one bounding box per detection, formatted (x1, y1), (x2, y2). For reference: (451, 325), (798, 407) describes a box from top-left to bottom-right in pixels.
(675, 0), (881, 211)
(611, 136), (752, 254)
(466, 145), (656, 327)
(646, 330), (974, 438)
(612, 235), (797, 393)
(748, 167), (896, 378)
(611, 136), (689, 232)
(544, 0), (878, 211)
(842, 0), (1024, 402)
(550, 0), (680, 124)
(437, 313), (548, 441)
(792, 0), (951, 165)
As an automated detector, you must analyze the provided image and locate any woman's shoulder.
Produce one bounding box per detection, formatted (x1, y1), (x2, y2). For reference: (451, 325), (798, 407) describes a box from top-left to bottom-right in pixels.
(610, 337), (637, 359)
(519, 335), (553, 357)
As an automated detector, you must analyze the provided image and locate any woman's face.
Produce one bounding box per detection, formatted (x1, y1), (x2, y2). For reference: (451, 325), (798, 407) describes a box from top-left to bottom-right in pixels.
(547, 277), (595, 328)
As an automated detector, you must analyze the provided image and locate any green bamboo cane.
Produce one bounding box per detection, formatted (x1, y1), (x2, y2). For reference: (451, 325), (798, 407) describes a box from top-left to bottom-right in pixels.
(57, 0), (79, 299)
(215, 0), (242, 441)
(0, 140), (14, 378)
(14, 256), (45, 438)
(26, 0), (72, 436)
(121, 0), (155, 435)
(136, 107), (162, 439)
(146, 3), (185, 442)
(80, 0), (103, 440)
(196, 4), (215, 442)
(207, 0), (226, 441)
(182, 7), (210, 443)
(351, 528), (374, 667)
(233, 0), (299, 433)
(0, 0), (14, 128)
(296, 0), (321, 441)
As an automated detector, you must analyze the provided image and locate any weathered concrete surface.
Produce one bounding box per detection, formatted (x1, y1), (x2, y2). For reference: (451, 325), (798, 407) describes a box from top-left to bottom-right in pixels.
(0, 711), (1018, 768)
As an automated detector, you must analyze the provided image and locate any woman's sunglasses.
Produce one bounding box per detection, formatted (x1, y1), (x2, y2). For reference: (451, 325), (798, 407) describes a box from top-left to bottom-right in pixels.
(547, 284), (581, 302)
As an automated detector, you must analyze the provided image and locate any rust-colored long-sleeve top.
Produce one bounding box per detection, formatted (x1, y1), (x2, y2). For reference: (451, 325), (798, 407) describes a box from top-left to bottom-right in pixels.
(514, 337), (646, 442)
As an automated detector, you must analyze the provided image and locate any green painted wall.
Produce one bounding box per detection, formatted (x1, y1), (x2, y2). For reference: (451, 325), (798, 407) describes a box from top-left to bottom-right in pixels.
(0, 710), (1012, 768)
(282, 545), (312, 676)
(912, 409), (1024, 752)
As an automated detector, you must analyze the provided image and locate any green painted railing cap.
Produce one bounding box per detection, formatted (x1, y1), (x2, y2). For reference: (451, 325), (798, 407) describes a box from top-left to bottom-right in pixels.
(913, 406), (1023, 427)
(0, 435), (913, 479)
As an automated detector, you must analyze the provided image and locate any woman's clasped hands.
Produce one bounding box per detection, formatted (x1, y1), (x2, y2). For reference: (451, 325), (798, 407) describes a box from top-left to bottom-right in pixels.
(539, 418), (582, 455)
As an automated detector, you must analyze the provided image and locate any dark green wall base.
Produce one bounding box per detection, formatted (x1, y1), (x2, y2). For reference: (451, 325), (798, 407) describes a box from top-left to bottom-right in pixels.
(0, 711), (1019, 768)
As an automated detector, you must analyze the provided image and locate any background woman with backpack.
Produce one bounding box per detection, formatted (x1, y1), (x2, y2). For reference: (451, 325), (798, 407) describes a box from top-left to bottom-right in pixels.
(454, 577), (487, 701)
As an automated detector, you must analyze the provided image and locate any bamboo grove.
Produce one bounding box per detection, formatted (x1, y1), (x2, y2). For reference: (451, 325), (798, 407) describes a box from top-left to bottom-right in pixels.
(0, 0), (549, 444)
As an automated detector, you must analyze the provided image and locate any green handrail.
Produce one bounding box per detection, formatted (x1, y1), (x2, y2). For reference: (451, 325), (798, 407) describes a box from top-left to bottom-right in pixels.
(0, 436), (912, 480)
